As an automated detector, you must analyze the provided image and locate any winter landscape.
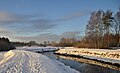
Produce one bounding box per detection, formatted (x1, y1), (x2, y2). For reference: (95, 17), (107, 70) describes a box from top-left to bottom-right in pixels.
(0, 0), (120, 73)
(0, 49), (79, 73)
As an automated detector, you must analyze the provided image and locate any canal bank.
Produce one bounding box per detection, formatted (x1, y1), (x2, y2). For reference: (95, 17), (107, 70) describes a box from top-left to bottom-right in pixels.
(42, 52), (120, 73)
(56, 48), (120, 66)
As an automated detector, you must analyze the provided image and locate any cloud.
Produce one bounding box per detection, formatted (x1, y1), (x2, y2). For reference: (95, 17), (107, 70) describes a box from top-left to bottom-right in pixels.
(59, 12), (83, 21)
(13, 33), (61, 43)
(0, 12), (82, 43)
(0, 29), (9, 34)
(56, 10), (90, 22)
(61, 31), (80, 37)
(0, 28), (13, 36)
(30, 19), (56, 30)
(0, 11), (38, 24)
(0, 11), (56, 34)
(12, 31), (81, 43)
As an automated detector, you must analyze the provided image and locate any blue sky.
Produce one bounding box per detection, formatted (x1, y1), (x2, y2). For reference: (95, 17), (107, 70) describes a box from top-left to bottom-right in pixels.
(0, 0), (119, 43)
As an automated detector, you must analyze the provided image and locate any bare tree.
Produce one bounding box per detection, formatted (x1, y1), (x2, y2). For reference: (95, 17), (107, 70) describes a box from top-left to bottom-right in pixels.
(102, 10), (113, 47)
(114, 9), (120, 48)
(86, 10), (104, 48)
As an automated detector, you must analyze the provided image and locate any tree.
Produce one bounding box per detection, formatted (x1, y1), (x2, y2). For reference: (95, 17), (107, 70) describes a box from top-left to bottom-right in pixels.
(50, 41), (58, 47)
(114, 8), (120, 48)
(58, 37), (77, 47)
(86, 10), (104, 48)
(43, 41), (47, 47)
(85, 10), (114, 48)
(0, 37), (15, 51)
(29, 41), (37, 46)
(102, 10), (113, 47)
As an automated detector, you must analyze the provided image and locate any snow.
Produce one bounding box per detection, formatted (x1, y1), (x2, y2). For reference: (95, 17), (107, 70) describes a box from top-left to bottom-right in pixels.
(56, 48), (120, 65)
(16, 46), (59, 52)
(0, 50), (79, 73)
(0, 50), (15, 65)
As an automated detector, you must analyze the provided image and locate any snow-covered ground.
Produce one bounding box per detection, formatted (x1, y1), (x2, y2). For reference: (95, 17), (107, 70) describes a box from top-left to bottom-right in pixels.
(16, 46), (59, 52)
(56, 48), (120, 65)
(0, 50), (79, 73)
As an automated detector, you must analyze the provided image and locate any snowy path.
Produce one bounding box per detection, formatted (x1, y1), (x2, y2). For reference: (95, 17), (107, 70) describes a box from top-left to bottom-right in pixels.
(0, 50), (79, 73)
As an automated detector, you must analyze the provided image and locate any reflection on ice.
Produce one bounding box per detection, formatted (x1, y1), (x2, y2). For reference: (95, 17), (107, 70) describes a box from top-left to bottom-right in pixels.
(42, 52), (120, 73)
(58, 55), (120, 70)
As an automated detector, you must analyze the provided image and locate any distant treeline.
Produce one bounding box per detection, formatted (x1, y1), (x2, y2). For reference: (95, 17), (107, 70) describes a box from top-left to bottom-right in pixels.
(0, 37), (15, 51)
(11, 38), (79, 47)
(12, 41), (46, 47)
(47, 37), (80, 47)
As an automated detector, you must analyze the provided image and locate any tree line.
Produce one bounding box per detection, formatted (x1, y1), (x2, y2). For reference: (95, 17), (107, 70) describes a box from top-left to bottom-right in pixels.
(0, 37), (15, 51)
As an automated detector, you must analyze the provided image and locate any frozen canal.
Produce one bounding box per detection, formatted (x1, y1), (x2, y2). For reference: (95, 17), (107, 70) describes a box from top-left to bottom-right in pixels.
(42, 52), (120, 73)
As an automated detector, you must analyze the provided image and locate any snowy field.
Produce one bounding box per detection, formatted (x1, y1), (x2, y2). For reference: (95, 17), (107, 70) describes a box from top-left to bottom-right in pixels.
(16, 46), (59, 52)
(0, 50), (79, 73)
(56, 48), (120, 65)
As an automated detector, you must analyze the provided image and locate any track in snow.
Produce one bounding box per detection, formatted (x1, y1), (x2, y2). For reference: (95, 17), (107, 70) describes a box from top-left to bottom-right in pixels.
(0, 50), (79, 73)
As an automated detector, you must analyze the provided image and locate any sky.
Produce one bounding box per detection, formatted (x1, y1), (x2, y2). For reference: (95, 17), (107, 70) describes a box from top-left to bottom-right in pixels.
(0, 0), (119, 43)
